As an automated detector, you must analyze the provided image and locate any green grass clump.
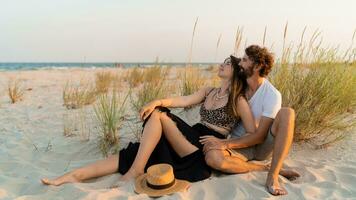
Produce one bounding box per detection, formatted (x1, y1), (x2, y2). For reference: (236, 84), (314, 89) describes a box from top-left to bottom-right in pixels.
(94, 90), (129, 157)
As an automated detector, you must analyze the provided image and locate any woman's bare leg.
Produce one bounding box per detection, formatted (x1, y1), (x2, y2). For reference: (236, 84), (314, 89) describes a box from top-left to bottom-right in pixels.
(159, 112), (198, 157)
(41, 155), (119, 186)
(120, 110), (164, 181)
(120, 110), (200, 181)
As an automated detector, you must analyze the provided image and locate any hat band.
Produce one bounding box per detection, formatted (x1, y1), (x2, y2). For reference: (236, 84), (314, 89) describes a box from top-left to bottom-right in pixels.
(146, 179), (175, 190)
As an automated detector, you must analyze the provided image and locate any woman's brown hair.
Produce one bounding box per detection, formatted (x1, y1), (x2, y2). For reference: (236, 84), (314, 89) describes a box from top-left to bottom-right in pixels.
(227, 55), (247, 118)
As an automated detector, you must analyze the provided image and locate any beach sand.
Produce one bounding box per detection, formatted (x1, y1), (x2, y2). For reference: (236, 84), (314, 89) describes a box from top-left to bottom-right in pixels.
(0, 69), (355, 200)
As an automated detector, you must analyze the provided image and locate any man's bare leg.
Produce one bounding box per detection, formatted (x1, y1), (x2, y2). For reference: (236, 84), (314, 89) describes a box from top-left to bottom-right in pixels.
(205, 150), (299, 178)
(266, 107), (295, 195)
(41, 155), (119, 186)
(205, 150), (267, 173)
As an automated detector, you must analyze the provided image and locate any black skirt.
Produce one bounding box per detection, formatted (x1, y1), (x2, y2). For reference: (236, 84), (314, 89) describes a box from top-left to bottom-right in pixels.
(118, 107), (226, 182)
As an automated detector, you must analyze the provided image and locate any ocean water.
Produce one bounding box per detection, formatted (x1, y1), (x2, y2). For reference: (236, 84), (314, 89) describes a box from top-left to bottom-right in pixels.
(0, 63), (215, 71)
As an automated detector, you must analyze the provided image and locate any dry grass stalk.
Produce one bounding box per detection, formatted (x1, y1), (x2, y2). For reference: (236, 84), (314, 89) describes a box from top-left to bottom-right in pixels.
(234, 26), (244, 56)
(63, 79), (97, 109)
(8, 78), (25, 104)
(187, 17), (199, 67)
(63, 109), (91, 141)
(262, 26), (267, 46)
(215, 33), (222, 61)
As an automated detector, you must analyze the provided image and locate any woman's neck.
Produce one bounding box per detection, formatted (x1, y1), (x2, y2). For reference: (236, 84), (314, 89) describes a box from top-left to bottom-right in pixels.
(219, 79), (230, 94)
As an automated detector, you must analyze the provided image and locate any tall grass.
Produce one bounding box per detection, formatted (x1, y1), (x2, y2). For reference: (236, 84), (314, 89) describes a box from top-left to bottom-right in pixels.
(94, 90), (129, 157)
(180, 66), (207, 96)
(8, 78), (25, 103)
(270, 25), (356, 146)
(63, 79), (97, 109)
(95, 71), (115, 94)
(126, 67), (145, 87)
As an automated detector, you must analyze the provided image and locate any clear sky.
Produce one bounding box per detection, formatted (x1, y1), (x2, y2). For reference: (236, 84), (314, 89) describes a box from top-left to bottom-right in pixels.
(1, 0), (355, 62)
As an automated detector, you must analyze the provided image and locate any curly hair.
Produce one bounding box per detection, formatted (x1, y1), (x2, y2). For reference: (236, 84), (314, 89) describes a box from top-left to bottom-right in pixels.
(245, 45), (274, 77)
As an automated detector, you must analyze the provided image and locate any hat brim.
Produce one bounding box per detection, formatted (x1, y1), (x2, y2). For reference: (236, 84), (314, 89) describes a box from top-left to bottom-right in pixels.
(134, 174), (190, 197)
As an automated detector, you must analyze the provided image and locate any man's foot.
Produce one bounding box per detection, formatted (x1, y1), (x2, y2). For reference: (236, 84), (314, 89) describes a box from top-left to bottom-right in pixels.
(41, 173), (80, 186)
(266, 175), (288, 196)
(265, 164), (300, 181)
(119, 168), (143, 182)
(279, 169), (300, 181)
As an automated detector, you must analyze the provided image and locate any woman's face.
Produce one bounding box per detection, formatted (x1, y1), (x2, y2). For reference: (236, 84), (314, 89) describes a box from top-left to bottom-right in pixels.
(218, 57), (234, 80)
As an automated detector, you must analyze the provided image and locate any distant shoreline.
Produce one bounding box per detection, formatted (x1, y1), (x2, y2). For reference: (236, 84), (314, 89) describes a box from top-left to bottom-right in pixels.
(0, 62), (218, 71)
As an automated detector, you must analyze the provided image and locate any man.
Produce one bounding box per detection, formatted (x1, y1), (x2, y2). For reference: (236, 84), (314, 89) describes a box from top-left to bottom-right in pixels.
(199, 45), (299, 196)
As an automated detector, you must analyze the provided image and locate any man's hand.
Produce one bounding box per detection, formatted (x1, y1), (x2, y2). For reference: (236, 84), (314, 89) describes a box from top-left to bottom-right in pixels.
(199, 135), (228, 154)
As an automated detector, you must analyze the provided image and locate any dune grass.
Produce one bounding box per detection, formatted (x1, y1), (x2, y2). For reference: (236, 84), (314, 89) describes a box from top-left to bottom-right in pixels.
(94, 90), (129, 157)
(95, 71), (115, 94)
(180, 66), (207, 96)
(269, 25), (356, 146)
(63, 79), (97, 109)
(130, 63), (170, 112)
(126, 67), (145, 87)
(8, 78), (25, 104)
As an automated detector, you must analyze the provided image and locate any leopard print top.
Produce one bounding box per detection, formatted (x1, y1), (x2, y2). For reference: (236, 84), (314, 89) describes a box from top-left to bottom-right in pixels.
(199, 89), (240, 131)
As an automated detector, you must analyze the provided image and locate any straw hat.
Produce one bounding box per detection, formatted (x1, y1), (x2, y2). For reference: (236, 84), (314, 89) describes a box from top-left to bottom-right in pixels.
(134, 163), (190, 197)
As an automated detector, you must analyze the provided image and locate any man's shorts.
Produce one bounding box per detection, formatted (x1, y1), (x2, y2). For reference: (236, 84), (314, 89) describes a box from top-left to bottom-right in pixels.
(227, 127), (275, 161)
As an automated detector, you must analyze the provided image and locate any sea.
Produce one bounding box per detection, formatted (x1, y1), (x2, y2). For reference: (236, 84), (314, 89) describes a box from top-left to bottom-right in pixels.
(0, 63), (216, 71)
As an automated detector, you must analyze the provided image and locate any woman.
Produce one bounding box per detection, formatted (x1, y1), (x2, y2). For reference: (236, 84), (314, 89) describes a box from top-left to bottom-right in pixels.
(41, 55), (261, 186)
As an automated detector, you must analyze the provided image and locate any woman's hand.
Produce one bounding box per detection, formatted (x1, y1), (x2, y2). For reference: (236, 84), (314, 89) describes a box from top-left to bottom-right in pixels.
(199, 136), (228, 154)
(139, 100), (161, 121)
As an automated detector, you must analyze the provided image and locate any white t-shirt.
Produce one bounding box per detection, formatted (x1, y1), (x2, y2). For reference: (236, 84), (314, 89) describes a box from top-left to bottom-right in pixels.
(231, 78), (282, 138)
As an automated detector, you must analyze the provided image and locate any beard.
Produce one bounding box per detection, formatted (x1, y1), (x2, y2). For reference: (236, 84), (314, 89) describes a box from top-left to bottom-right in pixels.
(241, 65), (254, 78)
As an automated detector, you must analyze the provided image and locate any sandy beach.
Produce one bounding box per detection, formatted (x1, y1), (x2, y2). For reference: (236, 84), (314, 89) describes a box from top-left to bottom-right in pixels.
(0, 68), (355, 200)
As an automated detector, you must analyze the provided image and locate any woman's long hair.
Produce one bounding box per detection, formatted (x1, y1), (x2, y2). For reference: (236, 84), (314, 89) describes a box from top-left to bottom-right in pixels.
(227, 55), (247, 118)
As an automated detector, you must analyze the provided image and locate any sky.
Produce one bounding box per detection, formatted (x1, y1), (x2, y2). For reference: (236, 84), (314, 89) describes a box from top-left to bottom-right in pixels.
(0, 0), (355, 62)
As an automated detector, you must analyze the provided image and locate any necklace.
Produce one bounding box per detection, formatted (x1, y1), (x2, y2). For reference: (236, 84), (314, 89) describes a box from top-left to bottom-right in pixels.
(214, 88), (228, 101)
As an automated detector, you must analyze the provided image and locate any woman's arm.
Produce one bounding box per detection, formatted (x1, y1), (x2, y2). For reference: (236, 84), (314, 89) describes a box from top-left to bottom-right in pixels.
(159, 87), (213, 108)
(139, 87), (213, 120)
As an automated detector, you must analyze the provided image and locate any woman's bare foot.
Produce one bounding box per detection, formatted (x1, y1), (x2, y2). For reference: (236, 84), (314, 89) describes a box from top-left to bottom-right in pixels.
(119, 168), (143, 182)
(41, 173), (80, 186)
(265, 175), (288, 196)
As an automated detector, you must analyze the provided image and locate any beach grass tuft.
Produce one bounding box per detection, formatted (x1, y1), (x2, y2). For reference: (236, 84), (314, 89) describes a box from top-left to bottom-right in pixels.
(63, 79), (97, 109)
(95, 71), (115, 94)
(94, 90), (129, 157)
(8, 78), (25, 104)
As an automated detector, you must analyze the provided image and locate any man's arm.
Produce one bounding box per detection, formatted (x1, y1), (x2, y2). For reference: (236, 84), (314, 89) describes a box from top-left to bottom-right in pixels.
(225, 116), (274, 149)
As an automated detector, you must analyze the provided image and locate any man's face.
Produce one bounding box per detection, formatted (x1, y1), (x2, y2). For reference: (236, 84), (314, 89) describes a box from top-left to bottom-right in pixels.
(239, 54), (256, 78)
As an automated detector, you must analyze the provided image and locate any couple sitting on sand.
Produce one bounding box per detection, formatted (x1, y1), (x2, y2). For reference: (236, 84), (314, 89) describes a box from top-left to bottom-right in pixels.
(42, 45), (299, 196)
